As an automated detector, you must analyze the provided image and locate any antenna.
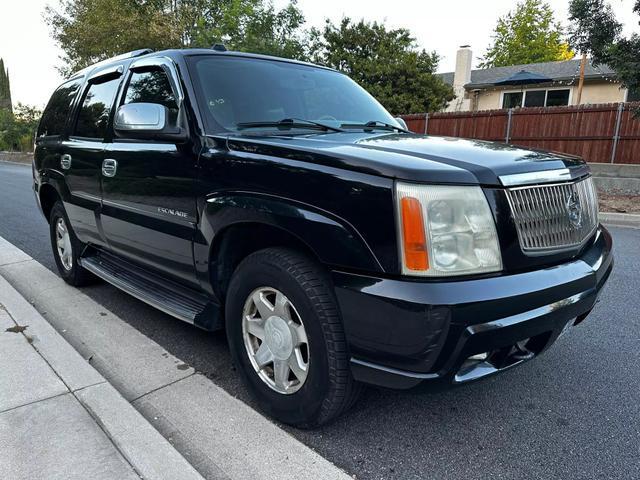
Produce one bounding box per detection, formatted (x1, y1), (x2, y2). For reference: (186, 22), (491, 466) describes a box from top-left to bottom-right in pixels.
(211, 44), (227, 52)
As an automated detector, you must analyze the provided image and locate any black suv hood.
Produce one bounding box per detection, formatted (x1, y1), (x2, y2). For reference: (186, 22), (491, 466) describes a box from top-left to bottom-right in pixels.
(223, 132), (588, 186)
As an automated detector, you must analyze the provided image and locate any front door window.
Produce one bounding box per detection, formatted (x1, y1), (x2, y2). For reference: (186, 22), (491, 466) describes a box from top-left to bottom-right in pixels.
(74, 78), (121, 140)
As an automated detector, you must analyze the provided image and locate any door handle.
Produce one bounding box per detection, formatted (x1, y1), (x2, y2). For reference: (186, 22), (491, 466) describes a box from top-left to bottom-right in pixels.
(60, 154), (72, 170)
(102, 158), (118, 177)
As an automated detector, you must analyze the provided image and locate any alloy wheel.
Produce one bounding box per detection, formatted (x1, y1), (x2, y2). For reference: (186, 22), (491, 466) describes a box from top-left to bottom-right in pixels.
(242, 287), (310, 394)
(55, 217), (73, 271)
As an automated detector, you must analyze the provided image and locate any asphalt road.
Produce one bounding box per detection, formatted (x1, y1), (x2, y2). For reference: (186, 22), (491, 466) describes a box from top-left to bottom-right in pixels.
(1, 160), (639, 479)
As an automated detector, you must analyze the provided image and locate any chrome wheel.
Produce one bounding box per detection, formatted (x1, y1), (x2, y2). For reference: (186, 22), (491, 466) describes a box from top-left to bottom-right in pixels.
(55, 217), (73, 271)
(242, 287), (309, 394)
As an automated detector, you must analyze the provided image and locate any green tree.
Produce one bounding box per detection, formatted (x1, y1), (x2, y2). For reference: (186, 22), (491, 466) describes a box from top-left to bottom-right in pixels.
(568, 0), (640, 106)
(45, 0), (180, 76)
(232, 1), (308, 60)
(480, 0), (574, 68)
(0, 104), (42, 152)
(45, 0), (308, 76)
(0, 58), (12, 112)
(310, 18), (453, 114)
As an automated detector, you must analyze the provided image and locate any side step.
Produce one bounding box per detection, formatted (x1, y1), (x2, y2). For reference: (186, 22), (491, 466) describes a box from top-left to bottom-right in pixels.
(79, 250), (222, 331)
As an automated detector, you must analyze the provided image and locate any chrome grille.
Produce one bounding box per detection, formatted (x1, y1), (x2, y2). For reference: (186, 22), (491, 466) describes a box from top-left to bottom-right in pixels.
(505, 177), (599, 254)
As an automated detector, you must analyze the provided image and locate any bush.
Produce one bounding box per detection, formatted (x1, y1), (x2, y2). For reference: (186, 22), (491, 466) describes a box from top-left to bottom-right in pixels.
(0, 104), (41, 152)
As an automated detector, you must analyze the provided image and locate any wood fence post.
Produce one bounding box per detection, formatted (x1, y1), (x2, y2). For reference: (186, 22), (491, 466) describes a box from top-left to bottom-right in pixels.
(610, 102), (624, 164)
(505, 108), (513, 143)
(424, 113), (429, 134)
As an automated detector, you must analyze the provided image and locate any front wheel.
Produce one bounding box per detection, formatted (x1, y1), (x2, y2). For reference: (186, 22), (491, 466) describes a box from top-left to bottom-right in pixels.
(225, 247), (362, 427)
(49, 201), (94, 286)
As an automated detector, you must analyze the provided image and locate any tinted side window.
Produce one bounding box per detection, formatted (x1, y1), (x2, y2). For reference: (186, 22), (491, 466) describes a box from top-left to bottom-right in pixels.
(74, 77), (121, 139)
(123, 69), (178, 125)
(37, 79), (82, 137)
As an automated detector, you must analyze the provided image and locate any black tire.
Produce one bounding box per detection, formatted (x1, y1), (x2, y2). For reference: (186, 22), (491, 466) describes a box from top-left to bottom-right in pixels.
(225, 247), (362, 427)
(49, 201), (95, 286)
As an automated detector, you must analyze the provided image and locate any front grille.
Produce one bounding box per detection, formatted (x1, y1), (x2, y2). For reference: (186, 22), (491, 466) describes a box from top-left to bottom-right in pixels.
(505, 176), (598, 254)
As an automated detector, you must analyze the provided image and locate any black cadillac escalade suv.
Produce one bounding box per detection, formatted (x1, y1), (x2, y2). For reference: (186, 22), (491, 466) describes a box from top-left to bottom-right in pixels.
(33, 47), (613, 427)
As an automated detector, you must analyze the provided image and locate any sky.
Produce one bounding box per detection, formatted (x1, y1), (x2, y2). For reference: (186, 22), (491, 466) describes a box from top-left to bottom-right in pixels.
(1, 0), (639, 107)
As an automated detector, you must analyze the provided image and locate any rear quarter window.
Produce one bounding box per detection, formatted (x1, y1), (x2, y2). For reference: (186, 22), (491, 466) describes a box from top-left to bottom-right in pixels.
(37, 79), (82, 137)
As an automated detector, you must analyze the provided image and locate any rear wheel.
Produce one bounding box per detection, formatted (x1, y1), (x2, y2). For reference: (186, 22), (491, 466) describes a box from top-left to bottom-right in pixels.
(225, 247), (362, 427)
(49, 201), (94, 286)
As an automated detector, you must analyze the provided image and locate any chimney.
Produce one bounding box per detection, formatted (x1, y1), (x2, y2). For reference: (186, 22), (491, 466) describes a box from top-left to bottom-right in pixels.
(450, 45), (472, 111)
(454, 45), (472, 87)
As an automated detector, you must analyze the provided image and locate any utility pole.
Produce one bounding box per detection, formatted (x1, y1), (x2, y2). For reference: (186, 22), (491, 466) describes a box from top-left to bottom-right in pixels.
(575, 53), (587, 106)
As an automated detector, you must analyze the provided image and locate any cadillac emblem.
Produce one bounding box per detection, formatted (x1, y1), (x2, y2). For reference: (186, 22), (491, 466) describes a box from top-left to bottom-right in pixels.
(565, 191), (582, 229)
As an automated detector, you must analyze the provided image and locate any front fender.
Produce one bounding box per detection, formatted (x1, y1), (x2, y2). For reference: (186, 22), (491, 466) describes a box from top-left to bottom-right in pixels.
(194, 192), (384, 292)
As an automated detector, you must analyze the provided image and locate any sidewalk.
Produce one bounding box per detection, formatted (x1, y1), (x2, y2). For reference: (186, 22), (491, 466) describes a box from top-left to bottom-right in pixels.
(0, 236), (353, 480)
(0, 275), (204, 480)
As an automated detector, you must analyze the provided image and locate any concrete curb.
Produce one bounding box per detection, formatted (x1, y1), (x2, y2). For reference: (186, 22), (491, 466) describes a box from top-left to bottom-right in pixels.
(600, 212), (640, 229)
(593, 176), (640, 195)
(0, 159), (32, 166)
(0, 152), (33, 165)
(0, 275), (205, 480)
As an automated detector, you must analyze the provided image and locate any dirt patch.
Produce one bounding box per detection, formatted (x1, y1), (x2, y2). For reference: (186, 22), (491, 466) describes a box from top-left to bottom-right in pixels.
(599, 193), (640, 214)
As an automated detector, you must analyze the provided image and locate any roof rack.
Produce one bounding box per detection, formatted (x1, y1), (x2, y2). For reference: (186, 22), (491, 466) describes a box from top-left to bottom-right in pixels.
(109, 48), (154, 62)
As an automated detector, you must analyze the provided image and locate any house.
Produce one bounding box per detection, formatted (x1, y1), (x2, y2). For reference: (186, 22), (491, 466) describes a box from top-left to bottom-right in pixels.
(439, 46), (637, 112)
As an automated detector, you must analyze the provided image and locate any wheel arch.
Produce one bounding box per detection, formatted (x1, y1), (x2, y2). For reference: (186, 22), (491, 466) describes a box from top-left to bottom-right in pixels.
(39, 183), (62, 223)
(200, 192), (384, 300)
(208, 221), (325, 301)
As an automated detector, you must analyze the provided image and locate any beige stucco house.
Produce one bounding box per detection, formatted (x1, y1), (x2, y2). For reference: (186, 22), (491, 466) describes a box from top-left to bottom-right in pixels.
(440, 46), (636, 112)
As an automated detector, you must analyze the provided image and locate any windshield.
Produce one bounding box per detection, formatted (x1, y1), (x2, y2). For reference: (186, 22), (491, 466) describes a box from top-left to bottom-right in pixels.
(187, 55), (399, 133)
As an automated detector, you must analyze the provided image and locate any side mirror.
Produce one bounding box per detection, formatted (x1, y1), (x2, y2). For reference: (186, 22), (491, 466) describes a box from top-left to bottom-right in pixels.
(114, 103), (186, 141)
(394, 117), (408, 130)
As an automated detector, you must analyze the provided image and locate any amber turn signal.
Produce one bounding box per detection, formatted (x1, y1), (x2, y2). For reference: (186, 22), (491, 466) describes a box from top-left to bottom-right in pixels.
(400, 196), (429, 271)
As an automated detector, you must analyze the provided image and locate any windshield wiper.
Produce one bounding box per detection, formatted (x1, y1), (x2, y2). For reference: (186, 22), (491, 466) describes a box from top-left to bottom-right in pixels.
(236, 118), (344, 133)
(341, 120), (411, 134)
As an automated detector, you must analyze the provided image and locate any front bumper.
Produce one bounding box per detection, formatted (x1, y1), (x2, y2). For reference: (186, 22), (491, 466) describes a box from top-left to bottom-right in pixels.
(333, 226), (613, 389)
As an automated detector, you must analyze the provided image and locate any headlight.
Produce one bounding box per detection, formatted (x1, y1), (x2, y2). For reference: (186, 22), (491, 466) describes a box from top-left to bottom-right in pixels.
(396, 182), (502, 276)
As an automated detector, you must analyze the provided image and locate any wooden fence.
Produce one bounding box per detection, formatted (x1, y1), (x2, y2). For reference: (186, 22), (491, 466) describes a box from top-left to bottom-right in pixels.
(400, 102), (640, 164)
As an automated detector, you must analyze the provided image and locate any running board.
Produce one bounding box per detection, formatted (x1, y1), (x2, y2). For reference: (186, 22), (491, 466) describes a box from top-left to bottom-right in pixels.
(79, 250), (222, 331)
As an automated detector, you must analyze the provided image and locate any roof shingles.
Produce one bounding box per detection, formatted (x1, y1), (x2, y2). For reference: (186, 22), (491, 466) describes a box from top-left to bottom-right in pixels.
(438, 59), (616, 88)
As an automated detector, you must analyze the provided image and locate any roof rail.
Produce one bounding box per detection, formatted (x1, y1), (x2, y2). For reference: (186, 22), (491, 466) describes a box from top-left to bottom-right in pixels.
(110, 48), (154, 61)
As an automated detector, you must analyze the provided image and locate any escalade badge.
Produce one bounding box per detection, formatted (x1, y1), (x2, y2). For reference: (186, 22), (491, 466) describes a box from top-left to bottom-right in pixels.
(158, 207), (189, 218)
(565, 191), (582, 229)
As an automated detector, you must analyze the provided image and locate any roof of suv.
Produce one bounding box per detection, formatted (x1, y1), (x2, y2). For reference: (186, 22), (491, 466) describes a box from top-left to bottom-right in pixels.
(69, 48), (337, 81)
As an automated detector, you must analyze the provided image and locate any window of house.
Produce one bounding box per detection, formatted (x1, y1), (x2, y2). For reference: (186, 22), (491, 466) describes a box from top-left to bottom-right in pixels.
(37, 79), (82, 137)
(502, 89), (570, 108)
(524, 90), (546, 107)
(123, 69), (179, 125)
(546, 89), (570, 106)
(503, 92), (523, 109)
(74, 77), (121, 139)
(627, 87), (640, 102)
